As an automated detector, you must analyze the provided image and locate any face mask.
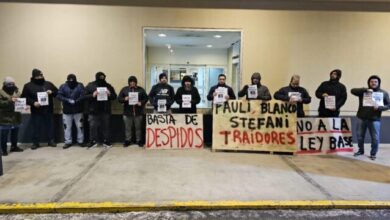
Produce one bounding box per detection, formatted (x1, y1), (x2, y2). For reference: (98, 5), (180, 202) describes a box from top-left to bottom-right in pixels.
(67, 80), (77, 89)
(33, 78), (45, 85)
(3, 85), (17, 95)
(96, 79), (106, 86)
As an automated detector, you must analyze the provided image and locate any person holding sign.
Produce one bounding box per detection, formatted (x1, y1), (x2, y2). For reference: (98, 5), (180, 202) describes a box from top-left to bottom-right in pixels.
(149, 73), (175, 114)
(274, 75), (311, 117)
(118, 76), (148, 147)
(207, 74), (236, 104)
(351, 75), (390, 160)
(0, 77), (24, 156)
(21, 69), (58, 150)
(57, 74), (85, 149)
(174, 75), (201, 114)
(84, 72), (117, 148)
(238, 72), (271, 101)
(315, 69), (347, 117)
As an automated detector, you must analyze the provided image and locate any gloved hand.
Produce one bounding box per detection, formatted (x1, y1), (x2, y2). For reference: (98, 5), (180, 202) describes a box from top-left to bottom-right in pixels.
(67, 99), (75, 104)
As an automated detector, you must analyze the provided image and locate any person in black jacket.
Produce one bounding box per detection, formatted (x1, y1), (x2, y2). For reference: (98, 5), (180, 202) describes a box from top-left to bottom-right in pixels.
(274, 75), (311, 117)
(118, 76), (148, 147)
(174, 75), (201, 114)
(315, 69), (347, 117)
(21, 69), (58, 149)
(351, 75), (390, 160)
(57, 74), (85, 149)
(149, 73), (175, 114)
(84, 72), (117, 148)
(207, 74), (236, 104)
(238, 72), (272, 101)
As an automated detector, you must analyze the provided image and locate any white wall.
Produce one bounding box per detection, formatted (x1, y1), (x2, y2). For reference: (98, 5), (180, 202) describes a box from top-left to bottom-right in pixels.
(1, 3), (390, 115)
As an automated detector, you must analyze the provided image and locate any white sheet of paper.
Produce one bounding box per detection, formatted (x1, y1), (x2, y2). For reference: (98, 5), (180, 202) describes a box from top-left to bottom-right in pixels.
(363, 92), (384, 107)
(214, 87), (228, 104)
(157, 99), (167, 112)
(288, 92), (302, 102)
(37, 92), (49, 106)
(247, 85), (258, 99)
(324, 96), (336, 109)
(182, 94), (192, 108)
(14, 98), (26, 112)
(97, 87), (108, 101)
(128, 92), (138, 105)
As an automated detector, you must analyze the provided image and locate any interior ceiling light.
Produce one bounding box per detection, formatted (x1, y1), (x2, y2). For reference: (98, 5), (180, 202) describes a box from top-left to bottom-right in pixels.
(166, 44), (171, 49)
(158, 33), (167, 37)
(214, 35), (222, 38)
(207, 45), (213, 48)
(170, 49), (174, 53)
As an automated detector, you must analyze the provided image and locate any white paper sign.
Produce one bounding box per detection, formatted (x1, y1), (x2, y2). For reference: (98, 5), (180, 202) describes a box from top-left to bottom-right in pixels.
(363, 92), (384, 107)
(324, 96), (336, 109)
(97, 87), (108, 101)
(37, 92), (49, 106)
(14, 98), (26, 112)
(247, 85), (258, 99)
(157, 99), (167, 112)
(214, 87), (228, 104)
(182, 95), (192, 108)
(128, 92), (138, 105)
(288, 92), (302, 102)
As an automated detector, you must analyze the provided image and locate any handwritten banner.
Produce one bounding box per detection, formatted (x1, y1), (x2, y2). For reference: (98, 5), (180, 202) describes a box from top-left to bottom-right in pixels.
(296, 117), (353, 155)
(146, 114), (204, 149)
(213, 100), (297, 152)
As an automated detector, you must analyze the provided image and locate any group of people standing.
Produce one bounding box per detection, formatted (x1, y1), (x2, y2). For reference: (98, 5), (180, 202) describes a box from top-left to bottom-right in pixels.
(0, 68), (389, 160)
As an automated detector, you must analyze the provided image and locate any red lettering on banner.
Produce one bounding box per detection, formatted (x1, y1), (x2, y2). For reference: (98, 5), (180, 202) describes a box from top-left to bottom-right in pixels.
(218, 130), (296, 146)
(195, 128), (203, 148)
(146, 128), (155, 148)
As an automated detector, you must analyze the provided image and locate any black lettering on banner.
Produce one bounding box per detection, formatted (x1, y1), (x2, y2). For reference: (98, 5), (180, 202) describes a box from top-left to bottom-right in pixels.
(297, 120), (312, 132)
(185, 114), (198, 125)
(147, 114), (176, 125)
(318, 119), (327, 131)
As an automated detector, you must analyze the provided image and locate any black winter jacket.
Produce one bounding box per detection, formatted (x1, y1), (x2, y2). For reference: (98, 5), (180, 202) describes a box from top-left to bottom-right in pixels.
(315, 80), (347, 117)
(21, 80), (58, 114)
(207, 84), (236, 102)
(174, 87), (201, 114)
(84, 81), (117, 114)
(57, 82), (85, 114)
(274, 85), (311, 117)
(118, 86), (148, 116)
(351, 88), (390, 121)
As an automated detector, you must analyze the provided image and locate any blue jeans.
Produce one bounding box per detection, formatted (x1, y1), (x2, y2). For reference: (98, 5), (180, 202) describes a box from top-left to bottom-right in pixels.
(356, 118), (381, 156)
(63, 113), (84, 144)
(1, 126), (19, 153)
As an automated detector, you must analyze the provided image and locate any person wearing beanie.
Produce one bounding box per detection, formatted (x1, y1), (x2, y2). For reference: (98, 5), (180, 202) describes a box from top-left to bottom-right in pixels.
(0, 77), (24, 156)
(57, 74), (85, 149)
(148, 73), (175, 113)
(274, 75), (311, 117)
(315, 69), (347, 117)
(21, 68), (58, 149)
(351, 75), (390, 160)
(238, 72), (272, 101)
(118, 75), (148, 147)
(207, 74), (236, 104)
(84, 72), (117, 148)
(174, 75), (201, 114)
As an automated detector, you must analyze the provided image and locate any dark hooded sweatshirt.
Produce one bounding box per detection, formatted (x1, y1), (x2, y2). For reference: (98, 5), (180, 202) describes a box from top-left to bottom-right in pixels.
(21, 78), (58, 114)
(238, 72), (272, 100)
(118, 77), (148, 116)
(174, 76), (201, 114)
(84, 72), (117, 114)
(148, 82), (175, 111)
(274, 85), (311, 117)
(315, 70), (347, 117)
(351, 75), (390, 121)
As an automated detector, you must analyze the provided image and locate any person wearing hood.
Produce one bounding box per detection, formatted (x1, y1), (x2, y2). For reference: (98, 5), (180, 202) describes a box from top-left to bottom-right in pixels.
(118, 76), (148, 147)
(238, 72), (272, 101)
(84, 72), (117, 148)
(0, 77), (24, 156)
(274, 75), (311, 117)
(351, 75), (390, 160)
(174, 75), (201, 114)
(21, 68), (58, 149)
(207, 74), (236, 104)
(57, 74), (85, 149)
(148, 73), (175, 114)
(315, 69), (347, 117)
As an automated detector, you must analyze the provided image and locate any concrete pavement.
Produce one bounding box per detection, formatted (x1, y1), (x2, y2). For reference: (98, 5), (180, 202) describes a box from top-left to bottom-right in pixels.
(0, 144), (389, 212)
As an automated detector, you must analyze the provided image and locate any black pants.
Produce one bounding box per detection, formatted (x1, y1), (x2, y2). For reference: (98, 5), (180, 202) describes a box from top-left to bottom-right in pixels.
(1, 127), (19, 153)
(31, 113), (55, 144)
(88, 113), (110, 143)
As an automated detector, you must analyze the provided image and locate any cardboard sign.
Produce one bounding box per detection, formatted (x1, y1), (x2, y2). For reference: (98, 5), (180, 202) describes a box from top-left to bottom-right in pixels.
(14, 98), (26, 112)
(182, 95), (192, 108)
(324, 96), (336, 109)
(128, 92), (138, 105)
(97, 87), (108, 101)
(214, 87), (228, 104)
(247, 85), (258, 99)
(212, 100), (297, 152)
(37, 92), (49, 106)
(296, 117), (353, 155)
(146, 114), (204, 149)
